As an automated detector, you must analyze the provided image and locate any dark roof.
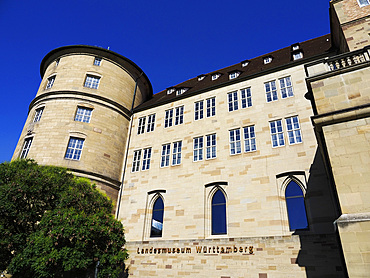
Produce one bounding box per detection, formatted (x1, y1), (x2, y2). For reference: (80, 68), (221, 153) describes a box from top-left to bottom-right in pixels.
(135, 34), (334, 112)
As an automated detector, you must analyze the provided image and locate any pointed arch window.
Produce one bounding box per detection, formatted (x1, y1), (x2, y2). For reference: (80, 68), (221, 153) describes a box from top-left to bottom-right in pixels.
(212, 189), (227, 235)
(150, 197), (164, 237)
(285, 181), (308, 230)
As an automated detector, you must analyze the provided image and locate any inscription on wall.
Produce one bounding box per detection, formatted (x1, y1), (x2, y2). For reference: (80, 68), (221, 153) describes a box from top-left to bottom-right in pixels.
(137, 245), (254, 255)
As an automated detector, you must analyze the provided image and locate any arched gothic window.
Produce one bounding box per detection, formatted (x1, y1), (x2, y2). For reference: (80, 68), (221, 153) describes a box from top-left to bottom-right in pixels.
(285, 180), (308, 230)
(212, 189), (227, 235)
(150, 197), (164, 237)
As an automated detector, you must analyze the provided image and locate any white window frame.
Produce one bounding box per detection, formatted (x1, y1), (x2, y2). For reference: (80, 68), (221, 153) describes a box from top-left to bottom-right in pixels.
(229, 129), (241, 155)
(243, 125), (256, 152)
(94, 57), (102, 66)
(175, 106), (184, 125)
(229, 72), (240, 80)
(270, 120), (285, 147)
(164, 109), (173, 128)
(142, 148), (152, 171)
(193, 136), (204, 162)
(84, 75), (100, 89)
(194, 100), (204, 120)
(241, 88), (252, 108)
(357, 0), (370, 7)
(45, 75), (55, 89)
(264, 57), (272, 64)
(75, 107), (93, 123)
(212, 73), (221, 80)
(160, 143), (171, 167)
(147, 114), (156, 132)
(138, 116), (146, 134)
(206, 134), (216, 159)
(228, 91), (238, 112)
(33, 107), (44, 122)
(206, 97), (216, 117)
(172, 141), (182, 166)
(132, 150), (142, 172)
(285, 116), (302, 145)
(279, 76), (294, 99)
(293, 52), (303, 60)
(265, 80), (278, 102)
(65, 138), (84, 160)
(20, 137), (33, 159)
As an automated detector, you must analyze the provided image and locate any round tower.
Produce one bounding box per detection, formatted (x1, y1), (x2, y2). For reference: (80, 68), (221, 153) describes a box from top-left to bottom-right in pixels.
(12, 45), (152, 203)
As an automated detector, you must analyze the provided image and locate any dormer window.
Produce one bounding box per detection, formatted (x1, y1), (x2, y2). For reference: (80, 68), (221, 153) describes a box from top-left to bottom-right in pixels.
(176, 88), (189, 96)
(293, 52), (303, 60)
(241, 60), (249, 67)
(229, 71), (241, 80)
(198, 75), (206, 81)
(167, 87), (175, 95)
(292, 44), (300, 51)
(264, 56), (273, 64)
(212, 73), (221, 81)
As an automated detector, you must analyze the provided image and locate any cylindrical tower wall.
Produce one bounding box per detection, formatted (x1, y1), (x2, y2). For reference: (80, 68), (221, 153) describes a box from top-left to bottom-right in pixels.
(12, 46), (152, 204)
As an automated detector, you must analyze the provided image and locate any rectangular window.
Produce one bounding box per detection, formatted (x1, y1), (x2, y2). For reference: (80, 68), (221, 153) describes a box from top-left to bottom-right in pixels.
(142, 148), (152, 171)
(65, 138), (84, 160)
(243, 126), (256, 152)
(45, 76), (55, 89)
(358, 0), (370, 7)
(75, 107), (92, 123)
(20, 137), (33, 159)
(33, 107), (44, 122)
(84, 75), (100, 89)
(175, 106), (184, 125)
(94, 57), (102, 66)
(147, 114), (156, 132)
(161, 144), (171, 167)
(206, 134), (216, 159)
(137, 117), (146, 134)
(279, 76), (294, 98)
(229, 129), (241, 155)
(286, 116), (302, 144)
(265, 81), (278, 102)
(172, 141), (182, 165)
(164, 109), (173, 128)
(132, 150), (141, 172)
(193, 136), (204, 162)
(241, 88), (252, 108)
(206, 97), (216, 117)
(194, 100), (204, 120)
(228, 91), (238, 112)
(270, 120), (285, 147)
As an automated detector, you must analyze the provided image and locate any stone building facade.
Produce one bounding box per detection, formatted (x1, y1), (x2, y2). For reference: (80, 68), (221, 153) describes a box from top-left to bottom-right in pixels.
(12, 0), (370, 277)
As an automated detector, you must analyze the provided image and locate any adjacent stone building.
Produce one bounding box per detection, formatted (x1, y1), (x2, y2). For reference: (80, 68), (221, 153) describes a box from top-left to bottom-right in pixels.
(12, 0), (370, 277)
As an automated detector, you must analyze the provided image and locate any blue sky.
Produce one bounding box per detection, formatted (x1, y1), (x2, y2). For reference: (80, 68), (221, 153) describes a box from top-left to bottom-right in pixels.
(0, 0), (330, 163)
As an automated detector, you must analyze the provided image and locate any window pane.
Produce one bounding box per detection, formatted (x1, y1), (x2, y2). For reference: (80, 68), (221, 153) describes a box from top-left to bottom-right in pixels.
(212, 190), (227, 235)
(151, 197), (164, 237)
(285, 181), (308, 230)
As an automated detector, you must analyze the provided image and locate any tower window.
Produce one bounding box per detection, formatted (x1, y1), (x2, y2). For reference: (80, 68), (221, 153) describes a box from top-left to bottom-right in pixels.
(94, 57), (102, 66)
(285, 181), (308, 230)
(75, 107), (92, 123)
(150, 197), (164, 237)
(211, 189), (227, 235)
(45, 76), (55, 89)
(84, 75), (100, 89)
(65, 138), (84, 160)
(20, 137), (33, 159)
(33, 107), (44, 122)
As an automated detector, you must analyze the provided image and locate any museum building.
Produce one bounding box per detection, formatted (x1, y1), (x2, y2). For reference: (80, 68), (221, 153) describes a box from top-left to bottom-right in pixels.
(12, 0), (370, 277)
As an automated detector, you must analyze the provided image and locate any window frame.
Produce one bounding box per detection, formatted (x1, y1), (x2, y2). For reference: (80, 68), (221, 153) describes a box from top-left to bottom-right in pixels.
(20, 137), (33, 159)
(240, 87), (252, 108)
(211, 188), (227, 235)
(131, 150), (142, 172)
(142, 148), (152, 171)
(93, 57), (102, 66)
(357, 0), (370, 7)
(75, 107), (93, 123)
(64, 137), (85, 161)
(150, 196), (164, 238)
(265, 80), (278, 102)
(33, 107), (44, 122)
(243, 125), (257, 152)
(175, 106), (184, 125)
(227, 91), (239, 112)
(270, 119), (285, 147)
(172, 141), (182, 166)
(206, 97), (216, 117)
(147, 114), (156, 132)
(164, 109), (173, 128)
(160, 143), (171, 168)
(279, 76), (294, 99)
(45, 75), (56, 89)
(229, 128), (242, 155)
(285, 180), (309, 231)
(206, 133), (217, 160)
(137, 116), (146, 134)
(84, 75), (100, 89)
(194, 100), (204, 121)
(193, 136), (204, 162)
(285, 116), (302, 145)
